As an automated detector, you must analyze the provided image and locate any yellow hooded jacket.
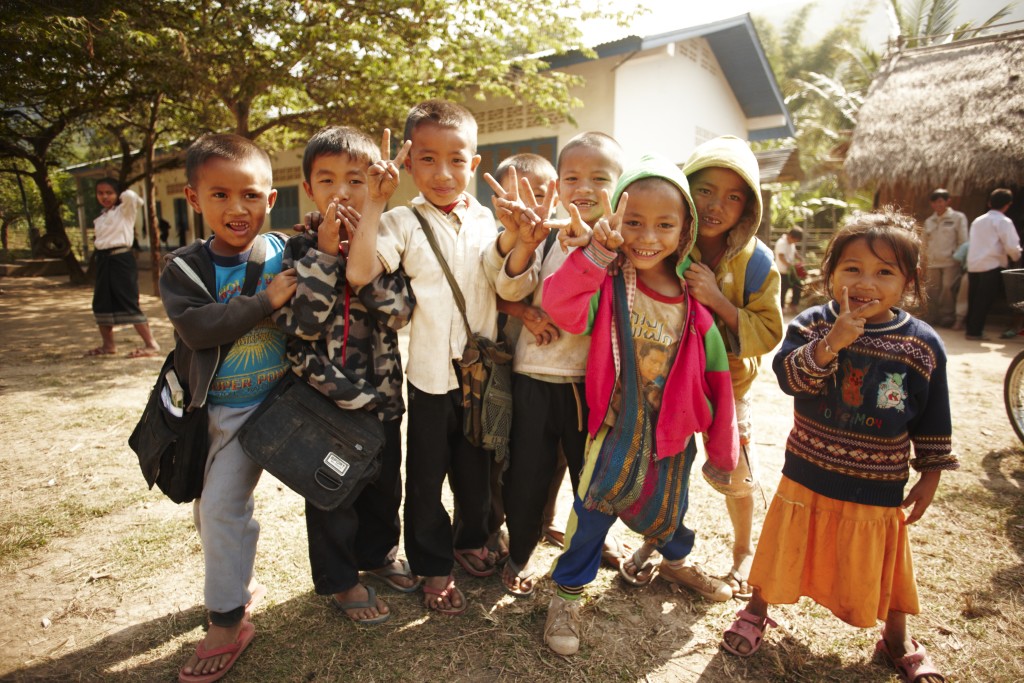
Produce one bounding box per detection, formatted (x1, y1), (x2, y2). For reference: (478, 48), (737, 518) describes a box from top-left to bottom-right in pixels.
(683, 135), (784, 399)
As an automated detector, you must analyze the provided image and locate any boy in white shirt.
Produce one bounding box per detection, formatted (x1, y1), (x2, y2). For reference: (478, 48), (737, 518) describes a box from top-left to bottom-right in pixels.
(346, 99), (502, 615)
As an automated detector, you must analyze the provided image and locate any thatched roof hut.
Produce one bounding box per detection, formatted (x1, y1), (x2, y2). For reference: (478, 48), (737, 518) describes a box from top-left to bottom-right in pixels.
(845, 29), (1024, 214)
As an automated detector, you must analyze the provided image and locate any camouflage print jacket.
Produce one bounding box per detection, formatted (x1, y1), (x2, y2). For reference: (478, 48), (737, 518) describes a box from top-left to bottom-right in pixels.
(272, 232), (414, 422)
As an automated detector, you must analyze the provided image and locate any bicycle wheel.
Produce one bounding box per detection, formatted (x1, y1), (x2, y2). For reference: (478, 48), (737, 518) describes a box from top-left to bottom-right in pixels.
(1006, 350), (1024, 444)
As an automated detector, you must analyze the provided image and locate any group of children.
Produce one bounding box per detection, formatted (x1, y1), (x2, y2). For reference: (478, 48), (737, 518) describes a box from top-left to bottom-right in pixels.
(149, 98), (955, 683)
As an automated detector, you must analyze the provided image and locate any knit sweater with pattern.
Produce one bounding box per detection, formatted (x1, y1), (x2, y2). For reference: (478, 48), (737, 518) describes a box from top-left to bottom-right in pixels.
(772, 302), (957, 507)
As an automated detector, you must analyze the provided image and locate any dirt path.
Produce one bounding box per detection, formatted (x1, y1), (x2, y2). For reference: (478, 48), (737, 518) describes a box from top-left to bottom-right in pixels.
(0, 275), (1021, 682)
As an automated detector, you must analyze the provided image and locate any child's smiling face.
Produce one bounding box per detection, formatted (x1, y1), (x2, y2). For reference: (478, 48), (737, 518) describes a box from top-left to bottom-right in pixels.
(404, 122), (480, 207)
(185, 156), (277, 256)
(558, 146), (619, 226)
(303, 153), (371, 240)
(830, 237), (910, 323)
(619, 179), (690, 278)
(689, 167), (748, 242)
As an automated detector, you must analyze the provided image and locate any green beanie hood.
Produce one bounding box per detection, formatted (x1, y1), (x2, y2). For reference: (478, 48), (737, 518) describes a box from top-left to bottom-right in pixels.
(610, 153), (698, 262)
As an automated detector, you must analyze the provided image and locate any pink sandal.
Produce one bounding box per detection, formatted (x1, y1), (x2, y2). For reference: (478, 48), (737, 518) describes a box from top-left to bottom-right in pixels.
(422, 575), (467, 616)
(721, 609), (777, 657)
(453, 546), (497, 577)
(875, 633), (946, 683)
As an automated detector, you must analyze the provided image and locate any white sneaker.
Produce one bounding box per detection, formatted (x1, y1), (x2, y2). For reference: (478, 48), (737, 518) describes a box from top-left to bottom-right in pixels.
(659, 561), (732, 602)
(544, 595), (582, 655)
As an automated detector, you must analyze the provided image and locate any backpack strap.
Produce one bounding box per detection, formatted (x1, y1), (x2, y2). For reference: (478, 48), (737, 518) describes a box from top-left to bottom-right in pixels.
(743, 239), (775, 306)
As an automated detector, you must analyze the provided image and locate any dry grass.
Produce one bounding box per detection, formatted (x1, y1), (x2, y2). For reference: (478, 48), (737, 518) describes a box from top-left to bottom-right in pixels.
(0, 275), (1022, 682)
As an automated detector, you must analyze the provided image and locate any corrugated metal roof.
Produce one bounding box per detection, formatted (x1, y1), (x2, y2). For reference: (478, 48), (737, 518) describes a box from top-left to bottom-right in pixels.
(755, 147), (804, 183)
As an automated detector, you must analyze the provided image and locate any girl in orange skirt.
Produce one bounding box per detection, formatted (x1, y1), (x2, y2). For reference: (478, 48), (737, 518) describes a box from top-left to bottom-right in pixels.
(721, 209), (956, 683)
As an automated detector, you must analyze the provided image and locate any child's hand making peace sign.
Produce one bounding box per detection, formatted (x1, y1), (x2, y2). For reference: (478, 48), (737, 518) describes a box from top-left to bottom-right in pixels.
(367, 129), (411, 203)
(816, 286), (877, 365)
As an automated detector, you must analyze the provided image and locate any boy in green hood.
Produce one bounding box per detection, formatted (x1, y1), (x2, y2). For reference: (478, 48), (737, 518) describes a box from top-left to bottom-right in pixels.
(619, 136), (784, 602)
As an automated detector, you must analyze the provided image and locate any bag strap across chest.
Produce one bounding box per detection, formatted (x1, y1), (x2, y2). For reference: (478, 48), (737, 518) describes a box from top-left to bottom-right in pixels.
(408, 207), (476, 347)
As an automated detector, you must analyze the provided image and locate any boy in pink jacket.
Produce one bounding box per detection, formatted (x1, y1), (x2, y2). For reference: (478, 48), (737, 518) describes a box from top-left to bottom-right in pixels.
(540, 154), (738, 656)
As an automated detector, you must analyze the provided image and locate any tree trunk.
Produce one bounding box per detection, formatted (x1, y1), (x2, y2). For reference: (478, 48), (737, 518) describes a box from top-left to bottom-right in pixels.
(142, 94), (163, 296)
(31, 165), (85, 284)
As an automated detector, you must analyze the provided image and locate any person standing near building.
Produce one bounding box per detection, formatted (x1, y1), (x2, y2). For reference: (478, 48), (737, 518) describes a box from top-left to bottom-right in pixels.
(922, 188), (968, 327)
(966, 188), (1021, 341)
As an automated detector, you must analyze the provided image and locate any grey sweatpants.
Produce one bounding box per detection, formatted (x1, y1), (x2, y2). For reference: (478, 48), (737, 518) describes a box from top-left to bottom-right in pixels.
(193, 402), (262, 618)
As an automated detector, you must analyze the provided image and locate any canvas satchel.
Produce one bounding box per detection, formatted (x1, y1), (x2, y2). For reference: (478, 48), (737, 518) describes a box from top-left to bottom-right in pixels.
(238, 371), (384, 511)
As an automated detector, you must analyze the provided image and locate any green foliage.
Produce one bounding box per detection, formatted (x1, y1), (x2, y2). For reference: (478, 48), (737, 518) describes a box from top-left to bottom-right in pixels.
(888, 0), (1015, 47)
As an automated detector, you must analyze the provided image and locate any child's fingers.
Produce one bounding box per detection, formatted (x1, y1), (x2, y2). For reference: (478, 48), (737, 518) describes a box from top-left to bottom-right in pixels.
(599, 189), (614, 222)
(541, 180), (558, 218)
(611, 191), (628, 225)
(392, 139), (411, 167)
(519, 176), (537, 208)
(483, 173), (506, 197)
(380, 129), (391, 161)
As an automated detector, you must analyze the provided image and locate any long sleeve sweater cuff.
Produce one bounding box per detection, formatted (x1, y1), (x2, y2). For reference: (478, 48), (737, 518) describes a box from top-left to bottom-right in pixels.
(582, 240), (617, 269)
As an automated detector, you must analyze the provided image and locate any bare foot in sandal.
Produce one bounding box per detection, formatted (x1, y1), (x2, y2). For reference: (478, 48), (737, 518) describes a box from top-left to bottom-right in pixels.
(502, 560), (536, 597)
(180, 621), (251, 679)
(725, 552), (754, 599)
(620, 540), (658, 586)
(422, 575), (466, 615)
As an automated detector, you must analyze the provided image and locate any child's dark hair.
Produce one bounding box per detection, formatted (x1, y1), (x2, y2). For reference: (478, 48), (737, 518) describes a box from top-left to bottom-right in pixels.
(95, 177), (122, 194)
(403, 99), (478, 152)
(556, 132), (624, 177)
(989, 187), (1013, 211)
(185, 133), (272, 187)
(494, 153), (556, 186)
(788, 227), (803, 240)
(302, 126), (379, 183)
(819, 207), (924, 306)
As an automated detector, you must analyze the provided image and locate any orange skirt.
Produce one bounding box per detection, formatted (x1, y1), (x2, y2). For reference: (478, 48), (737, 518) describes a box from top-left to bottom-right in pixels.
(749, 476), (919, 628)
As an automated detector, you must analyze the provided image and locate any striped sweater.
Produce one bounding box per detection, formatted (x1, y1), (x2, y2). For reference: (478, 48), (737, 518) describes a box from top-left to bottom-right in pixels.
(773, 302), (957, 507)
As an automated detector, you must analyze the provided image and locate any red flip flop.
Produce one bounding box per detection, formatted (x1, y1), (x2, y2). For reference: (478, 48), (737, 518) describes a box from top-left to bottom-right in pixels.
(179, 621), (256, 683)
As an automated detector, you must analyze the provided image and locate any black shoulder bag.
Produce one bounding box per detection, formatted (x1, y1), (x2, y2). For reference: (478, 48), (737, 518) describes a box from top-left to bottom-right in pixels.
(129, 236), (268, 504)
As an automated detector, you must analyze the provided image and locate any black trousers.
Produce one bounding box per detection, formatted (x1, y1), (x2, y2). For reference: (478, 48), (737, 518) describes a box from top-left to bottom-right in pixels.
(305, 418), (403, 595)
(504, 376), (588, 568)
(404, 383), (491, 577)
(966, 268), (1002, 337)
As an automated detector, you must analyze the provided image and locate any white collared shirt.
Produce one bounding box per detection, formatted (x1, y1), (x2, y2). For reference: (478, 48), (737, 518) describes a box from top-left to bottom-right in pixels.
(967, 210), (1022, 272)
(93, 188), (143, 250)
(377, 194), (501, 394)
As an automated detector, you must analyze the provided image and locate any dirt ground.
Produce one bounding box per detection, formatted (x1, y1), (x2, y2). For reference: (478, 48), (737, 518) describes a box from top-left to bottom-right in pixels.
(0, 274), (1022, 682)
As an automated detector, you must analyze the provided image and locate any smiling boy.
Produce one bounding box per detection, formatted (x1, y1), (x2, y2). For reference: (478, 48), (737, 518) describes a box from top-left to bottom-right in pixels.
(271, 126), (418, 626)
(161, 133), (297, 682)
(346, 99), (503, 615)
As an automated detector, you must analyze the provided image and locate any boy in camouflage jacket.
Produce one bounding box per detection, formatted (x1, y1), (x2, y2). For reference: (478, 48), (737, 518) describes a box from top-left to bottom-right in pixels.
(272, 126), (416, 624)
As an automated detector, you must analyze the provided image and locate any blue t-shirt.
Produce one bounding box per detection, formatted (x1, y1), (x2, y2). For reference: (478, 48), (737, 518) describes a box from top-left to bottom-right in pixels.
(207, 237), (289, 407)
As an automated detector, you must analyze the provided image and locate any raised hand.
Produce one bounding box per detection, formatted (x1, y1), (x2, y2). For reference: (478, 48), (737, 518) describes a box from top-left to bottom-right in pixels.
(826, 286), (873, 352)
(484, 168), (543, 240)
(317, 200), (342, 255)
(516, 178), (558, 247)
(367, 129), (411, 203)
(590, 190), (625, 251)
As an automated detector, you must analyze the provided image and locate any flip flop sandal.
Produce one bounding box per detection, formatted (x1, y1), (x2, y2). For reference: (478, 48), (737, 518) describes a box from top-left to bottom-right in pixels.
(422, 575), (467, 616)
(724, 569), (753, 601)
(83, 347), (116, 357)
(721, 609), (777, 657)
(331, 585), (391, 625)
(364, 559), (423, 593)
(875, 632), (946, 683)
(453, 546), (497, 577)
(619, 548), (657, 587)
(179, 621), (256, 683)
(501, 559), (536, 598)
(487, 528), (510, 566)
(128, 347), (160, 359)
